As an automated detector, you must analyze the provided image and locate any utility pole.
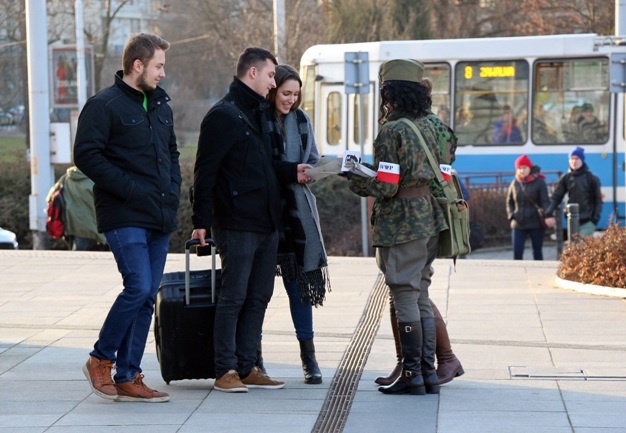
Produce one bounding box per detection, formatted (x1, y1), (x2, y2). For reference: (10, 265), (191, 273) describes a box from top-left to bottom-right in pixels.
(273, 0), (286, 62)
(25, 0), (52, 249)
(75, 0), (87, 111)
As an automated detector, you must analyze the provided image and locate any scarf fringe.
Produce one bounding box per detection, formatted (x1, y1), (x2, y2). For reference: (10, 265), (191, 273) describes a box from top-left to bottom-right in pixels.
(275, 253), (298, 281)
(297, 266), (331, 307)
(276, 253), (331, 307)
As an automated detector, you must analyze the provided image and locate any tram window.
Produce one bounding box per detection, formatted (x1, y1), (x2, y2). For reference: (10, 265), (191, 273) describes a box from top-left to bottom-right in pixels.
(534, 59), (609, 145)
(352, 95), (369, 144)
(301, 66), (317, 130)
(454, 60), (529, 145)
(425, 64), (451, 125)
(327, 92), (342, 146)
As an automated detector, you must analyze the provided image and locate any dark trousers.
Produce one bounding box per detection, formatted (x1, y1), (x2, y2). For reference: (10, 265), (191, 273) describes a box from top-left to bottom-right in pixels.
(512, 227), (545, 260)
(211, 228), (279, 378)
(376, 236), (437, 323)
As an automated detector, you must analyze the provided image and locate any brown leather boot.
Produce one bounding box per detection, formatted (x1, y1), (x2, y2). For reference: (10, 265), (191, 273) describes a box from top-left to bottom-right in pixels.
(375, 303), (402, 385)
(432, 303), (464, 385)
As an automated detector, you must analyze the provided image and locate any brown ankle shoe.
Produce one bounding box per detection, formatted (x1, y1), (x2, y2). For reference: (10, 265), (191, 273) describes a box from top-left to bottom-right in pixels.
(114, 374), (170, 403)
(241, 366), (285, 389)
(83, 356), (117, 400)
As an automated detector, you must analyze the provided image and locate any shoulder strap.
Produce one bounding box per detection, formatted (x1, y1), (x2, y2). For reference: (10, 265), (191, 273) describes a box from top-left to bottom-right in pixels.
(519, 180), (542, 211)
(219, 99), (260, 136)
(399, 117), (462, 206)
(398, 118), (445, 186)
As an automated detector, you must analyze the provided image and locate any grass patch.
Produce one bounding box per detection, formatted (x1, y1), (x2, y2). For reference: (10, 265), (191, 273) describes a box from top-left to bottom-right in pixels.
(0, 135), (27, 163)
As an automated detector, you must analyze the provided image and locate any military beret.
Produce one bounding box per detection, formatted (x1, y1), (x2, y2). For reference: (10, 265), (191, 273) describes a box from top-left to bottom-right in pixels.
(379, 59), (425, 83)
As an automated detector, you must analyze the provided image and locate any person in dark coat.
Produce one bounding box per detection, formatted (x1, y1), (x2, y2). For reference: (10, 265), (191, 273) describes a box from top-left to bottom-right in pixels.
(506, 154), (550, 260)
(544, 147), (602, 236)
(74, 33), (180, 403)
(191, 47), (311, 393)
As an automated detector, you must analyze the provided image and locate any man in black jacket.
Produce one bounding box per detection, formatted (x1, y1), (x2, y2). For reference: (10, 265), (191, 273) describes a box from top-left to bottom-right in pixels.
(74, 33), (180, 403)
(191, 47), (310, 393)
(545, 146), (602, 236)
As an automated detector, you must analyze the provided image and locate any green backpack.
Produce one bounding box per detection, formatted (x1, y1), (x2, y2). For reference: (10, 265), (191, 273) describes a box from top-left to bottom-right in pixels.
(399, 118), (471, 260)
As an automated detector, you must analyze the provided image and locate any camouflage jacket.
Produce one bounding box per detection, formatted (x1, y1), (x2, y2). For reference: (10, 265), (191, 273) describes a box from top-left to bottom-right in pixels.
(348, 113), (448, 247)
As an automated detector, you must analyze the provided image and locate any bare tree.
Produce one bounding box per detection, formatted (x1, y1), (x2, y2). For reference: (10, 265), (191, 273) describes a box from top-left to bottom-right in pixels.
(158, 0), (325, 134)
(429, 0), (615, 40)
(386, 0), (431, 40)
(0, 0), (25, 109)
(323, 0), (388, 43)
(82, 0), (134, 91)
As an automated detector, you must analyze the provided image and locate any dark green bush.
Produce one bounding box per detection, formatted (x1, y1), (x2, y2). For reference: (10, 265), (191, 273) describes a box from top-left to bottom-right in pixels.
(0, 149), (31, 248)
(0, 153), (70, 250)
(558, 223), (626, 288)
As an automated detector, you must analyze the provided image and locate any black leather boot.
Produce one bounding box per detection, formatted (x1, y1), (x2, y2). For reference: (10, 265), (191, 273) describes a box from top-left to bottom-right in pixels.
(255, 340), (268, 376)
(378, 321), (426, 395)
(421, 317), (440, 394)
(299, 339), (322, 384)
(375, 304), (402, 385)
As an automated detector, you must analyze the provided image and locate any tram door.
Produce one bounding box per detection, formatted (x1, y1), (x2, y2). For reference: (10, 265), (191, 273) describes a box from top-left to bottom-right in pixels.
(345, 88), (375, 161)
(319, 84), (347, 157)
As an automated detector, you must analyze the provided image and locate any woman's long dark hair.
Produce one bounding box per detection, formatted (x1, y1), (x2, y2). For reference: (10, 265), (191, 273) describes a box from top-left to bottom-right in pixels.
(378, 80), (432, 124)
(267, 64), (302, 111)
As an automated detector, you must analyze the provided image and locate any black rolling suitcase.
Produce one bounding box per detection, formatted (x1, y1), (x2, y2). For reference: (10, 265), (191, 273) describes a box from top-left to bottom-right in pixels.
(154, 239), (220, 383)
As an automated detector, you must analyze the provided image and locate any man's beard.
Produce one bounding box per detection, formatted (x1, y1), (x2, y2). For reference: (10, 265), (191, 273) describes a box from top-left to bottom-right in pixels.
(136, 70), (155, 93)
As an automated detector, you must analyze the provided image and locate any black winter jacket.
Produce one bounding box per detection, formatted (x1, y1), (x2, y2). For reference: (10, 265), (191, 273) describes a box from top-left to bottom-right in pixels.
(546, 163), (602, 225)
(192, 78), (297, 233)
(73, 71), (181, 234)
(507, 175), (550, 230)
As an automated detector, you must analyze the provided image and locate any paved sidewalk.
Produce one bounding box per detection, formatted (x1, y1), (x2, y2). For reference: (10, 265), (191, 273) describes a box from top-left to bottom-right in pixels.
(1, 250), (625, 433)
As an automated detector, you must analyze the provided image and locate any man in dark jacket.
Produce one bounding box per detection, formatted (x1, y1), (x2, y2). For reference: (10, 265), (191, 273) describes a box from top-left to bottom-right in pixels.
(191, 47), (310, 393)
(74, 33), (180, 403)
(545, 146), (602, 236)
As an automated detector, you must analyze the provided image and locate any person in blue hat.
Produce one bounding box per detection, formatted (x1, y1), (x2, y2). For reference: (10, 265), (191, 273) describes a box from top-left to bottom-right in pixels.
(544, 146), (602, 236)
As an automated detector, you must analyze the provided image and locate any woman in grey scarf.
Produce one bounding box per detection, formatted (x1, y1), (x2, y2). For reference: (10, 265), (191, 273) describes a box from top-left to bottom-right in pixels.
(265, 64), (331, 384)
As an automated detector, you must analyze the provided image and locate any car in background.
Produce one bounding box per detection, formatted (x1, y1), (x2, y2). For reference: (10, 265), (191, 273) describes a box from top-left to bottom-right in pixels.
(8, 105), (25, 125)
(0, 110), (13, 126)
(0, 227), (19, 249)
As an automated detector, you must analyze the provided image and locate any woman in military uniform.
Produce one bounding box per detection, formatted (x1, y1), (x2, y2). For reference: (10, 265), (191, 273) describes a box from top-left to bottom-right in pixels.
(347, 59), (448, 396)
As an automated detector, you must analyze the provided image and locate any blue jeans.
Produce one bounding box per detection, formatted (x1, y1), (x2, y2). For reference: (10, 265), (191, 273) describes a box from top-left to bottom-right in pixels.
(212, 228), (278, 378)
(284, 278), (314, 341)
(91, 227), (169, 383)
(512, 227), (545, 260)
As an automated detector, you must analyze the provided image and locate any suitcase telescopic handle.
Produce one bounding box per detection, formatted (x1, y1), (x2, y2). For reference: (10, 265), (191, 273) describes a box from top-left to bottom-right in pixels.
(185, 238), (217, 306)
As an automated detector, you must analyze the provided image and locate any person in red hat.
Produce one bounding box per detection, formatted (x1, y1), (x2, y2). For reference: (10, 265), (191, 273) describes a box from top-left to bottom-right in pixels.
(506, 154), (550, 260)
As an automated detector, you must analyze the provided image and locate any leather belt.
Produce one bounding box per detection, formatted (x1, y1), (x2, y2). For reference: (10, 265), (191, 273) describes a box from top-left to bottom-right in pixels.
(396, 185), (430, 199)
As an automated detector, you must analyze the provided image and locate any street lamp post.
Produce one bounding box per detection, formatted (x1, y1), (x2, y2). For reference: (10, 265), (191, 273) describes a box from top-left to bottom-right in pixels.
(25, 0), (52, 249)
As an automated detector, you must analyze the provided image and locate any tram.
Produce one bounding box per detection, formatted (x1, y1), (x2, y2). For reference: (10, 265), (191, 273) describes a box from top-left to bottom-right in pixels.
(299, 33), (626, 228)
